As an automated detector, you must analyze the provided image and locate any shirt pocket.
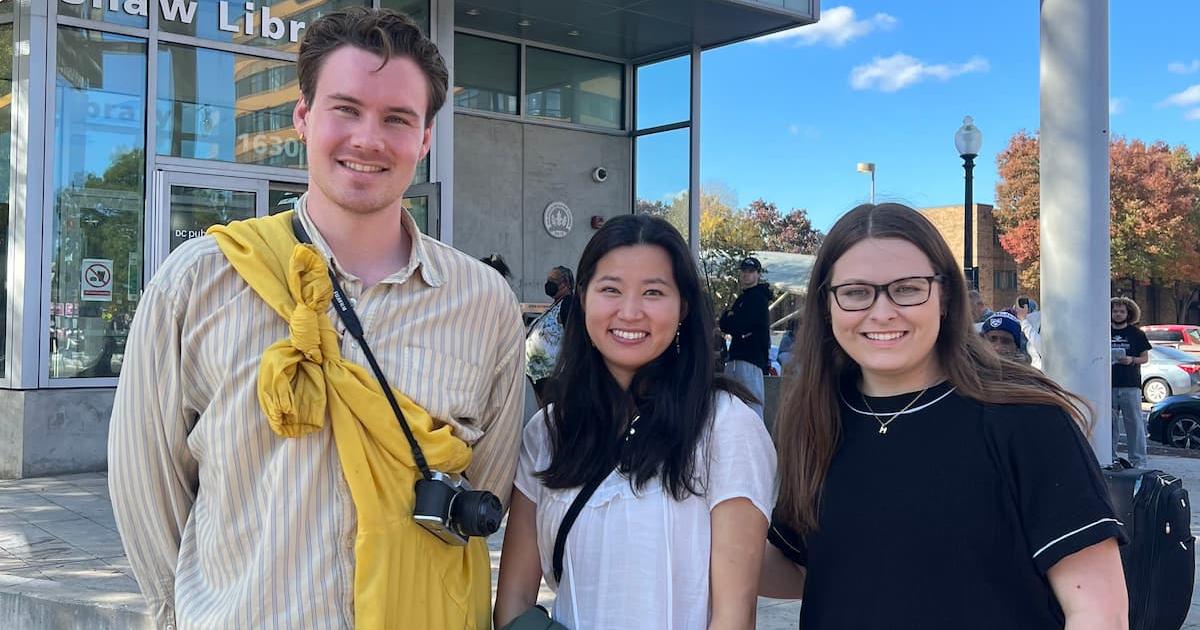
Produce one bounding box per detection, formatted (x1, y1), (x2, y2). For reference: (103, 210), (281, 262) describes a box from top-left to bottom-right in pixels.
(392, 346), (489, 427)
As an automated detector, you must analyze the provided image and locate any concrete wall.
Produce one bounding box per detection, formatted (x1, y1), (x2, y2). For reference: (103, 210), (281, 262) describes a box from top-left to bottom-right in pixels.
(453, 113), (632, 303)
(0, 389), (113, 479)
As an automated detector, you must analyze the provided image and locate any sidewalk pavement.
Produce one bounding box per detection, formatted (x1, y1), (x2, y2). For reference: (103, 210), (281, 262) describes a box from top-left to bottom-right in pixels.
(4, 452), (1200, 629)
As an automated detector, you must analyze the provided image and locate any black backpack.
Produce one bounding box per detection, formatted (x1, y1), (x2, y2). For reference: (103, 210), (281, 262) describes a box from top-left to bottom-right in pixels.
(1103, 461), (1195, 630)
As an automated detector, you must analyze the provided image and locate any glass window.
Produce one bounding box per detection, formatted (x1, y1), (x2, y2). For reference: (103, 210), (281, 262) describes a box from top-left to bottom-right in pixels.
(636, 55), (689, 130)
(157, 0), (369, 52)
(380, 0), (430, 35)
(404, 196), (428, 234)
(635, 128), (690, 239)
(0, 23), (12, 376)
(50, 28), (147, 380)
(157, 43), (306, 169)
(58, 0), (148, 28)
(269, 182), (306, 215)
(453, 34), (518, 115)
(526, 48), (622, 129)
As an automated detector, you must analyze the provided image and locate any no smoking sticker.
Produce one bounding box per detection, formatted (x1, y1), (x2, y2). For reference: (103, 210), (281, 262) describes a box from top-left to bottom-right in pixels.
(81, 258), (113, 302)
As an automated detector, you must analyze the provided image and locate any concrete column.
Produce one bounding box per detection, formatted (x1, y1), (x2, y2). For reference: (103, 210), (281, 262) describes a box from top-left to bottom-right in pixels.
(1039, 0), (1111, 460)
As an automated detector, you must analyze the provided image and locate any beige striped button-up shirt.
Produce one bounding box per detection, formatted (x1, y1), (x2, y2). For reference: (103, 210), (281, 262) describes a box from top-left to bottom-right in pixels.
(108, 197), (525, 629)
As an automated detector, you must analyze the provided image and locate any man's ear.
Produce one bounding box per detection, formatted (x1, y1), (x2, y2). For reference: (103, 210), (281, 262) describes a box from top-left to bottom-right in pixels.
(294, 97), (310, 140)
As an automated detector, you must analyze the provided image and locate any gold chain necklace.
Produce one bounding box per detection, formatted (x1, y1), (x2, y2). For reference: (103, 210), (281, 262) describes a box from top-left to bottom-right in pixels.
(860, 388), (929, 435)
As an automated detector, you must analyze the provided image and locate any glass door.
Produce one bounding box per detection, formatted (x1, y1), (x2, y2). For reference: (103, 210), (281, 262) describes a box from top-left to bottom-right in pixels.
(151, 171), (268, 277)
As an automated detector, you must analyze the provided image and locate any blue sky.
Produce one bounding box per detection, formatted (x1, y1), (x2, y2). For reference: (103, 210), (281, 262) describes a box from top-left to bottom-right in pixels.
(638, 2), (1200, 232)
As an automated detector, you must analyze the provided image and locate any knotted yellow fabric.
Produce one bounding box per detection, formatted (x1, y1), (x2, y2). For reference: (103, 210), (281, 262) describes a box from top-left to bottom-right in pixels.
(209, 211), (491, 629)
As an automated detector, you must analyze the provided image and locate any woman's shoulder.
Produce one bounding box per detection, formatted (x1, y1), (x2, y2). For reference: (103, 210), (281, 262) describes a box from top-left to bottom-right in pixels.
(709, 390), (773, 445)
(522, 405), (555, 452)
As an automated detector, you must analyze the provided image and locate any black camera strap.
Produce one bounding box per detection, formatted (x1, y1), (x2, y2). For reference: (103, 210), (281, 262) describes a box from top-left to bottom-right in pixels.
(291, 215), (432, 479)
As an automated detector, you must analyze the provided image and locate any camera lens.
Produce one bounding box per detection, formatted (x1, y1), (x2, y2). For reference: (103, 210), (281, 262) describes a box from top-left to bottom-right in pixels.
(451, 490), (503, 537)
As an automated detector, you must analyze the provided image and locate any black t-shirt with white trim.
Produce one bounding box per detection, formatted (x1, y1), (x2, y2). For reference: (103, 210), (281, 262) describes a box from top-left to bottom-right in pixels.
(768, 380), (1127, 629)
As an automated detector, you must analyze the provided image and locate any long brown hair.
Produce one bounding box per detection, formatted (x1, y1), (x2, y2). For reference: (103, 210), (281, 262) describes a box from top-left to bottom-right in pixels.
(775, 203), (1090, 534)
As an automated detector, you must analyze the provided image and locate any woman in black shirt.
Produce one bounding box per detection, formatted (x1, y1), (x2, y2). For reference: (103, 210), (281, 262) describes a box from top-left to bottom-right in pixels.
(761, 203), (1128, 629)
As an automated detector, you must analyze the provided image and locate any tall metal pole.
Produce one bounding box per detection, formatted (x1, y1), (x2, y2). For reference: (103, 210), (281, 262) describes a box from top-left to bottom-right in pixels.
(962, 154), (976, 289)
(1041, 0), (1110, 461)
(870, 171), (876, 204)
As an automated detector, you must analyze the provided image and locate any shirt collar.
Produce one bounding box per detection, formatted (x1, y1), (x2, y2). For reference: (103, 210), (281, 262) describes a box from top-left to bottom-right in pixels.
(294, 192), (444, 288)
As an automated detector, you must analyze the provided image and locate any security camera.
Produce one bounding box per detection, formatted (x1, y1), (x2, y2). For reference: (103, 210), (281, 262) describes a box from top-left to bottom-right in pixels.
(591, 167), (608, 183)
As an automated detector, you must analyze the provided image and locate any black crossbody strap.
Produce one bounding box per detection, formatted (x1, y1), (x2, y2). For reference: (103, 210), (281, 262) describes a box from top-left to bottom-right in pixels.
(291, 215), (432, 479)
(551, 469), (609, 584)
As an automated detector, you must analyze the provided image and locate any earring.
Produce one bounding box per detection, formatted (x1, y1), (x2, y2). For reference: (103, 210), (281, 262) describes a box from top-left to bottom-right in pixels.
(675, 323), (682, 355)
(298, 132), (305, 143)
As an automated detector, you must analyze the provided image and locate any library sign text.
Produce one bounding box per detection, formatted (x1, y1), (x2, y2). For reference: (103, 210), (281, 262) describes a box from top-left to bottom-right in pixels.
(60, 0), (308, 43)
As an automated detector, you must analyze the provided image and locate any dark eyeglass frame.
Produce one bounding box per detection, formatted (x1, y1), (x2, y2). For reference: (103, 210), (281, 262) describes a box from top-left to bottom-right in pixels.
(827, 274), (945, 312)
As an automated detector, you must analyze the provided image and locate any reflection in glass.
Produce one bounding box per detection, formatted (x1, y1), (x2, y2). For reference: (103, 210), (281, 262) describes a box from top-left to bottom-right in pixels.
(269, 183), (307, 215)
(157, 43), (306, 169)
(51, 29), (147, 379)
(158, 0), (369, 53)
(453, 34), (518, 115)
(169, 187), (256, 252)
(0, 24), (11, 376)
(635, 129), (690, 240)
(527, 48), (622, 129)
(58, 0), (148, 28)
(636, 55), (690, 130)
(380, 0), (431, 34)
(405, 197), (428, 234)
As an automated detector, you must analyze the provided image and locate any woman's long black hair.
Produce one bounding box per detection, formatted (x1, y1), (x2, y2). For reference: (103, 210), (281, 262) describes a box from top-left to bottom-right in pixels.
(538, 214), (752, 500)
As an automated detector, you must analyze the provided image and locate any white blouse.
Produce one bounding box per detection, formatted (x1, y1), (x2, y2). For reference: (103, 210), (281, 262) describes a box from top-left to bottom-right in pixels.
(513, 393), (777, 630)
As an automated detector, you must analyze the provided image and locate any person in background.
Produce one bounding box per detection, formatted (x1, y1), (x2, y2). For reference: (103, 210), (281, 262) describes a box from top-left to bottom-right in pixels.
(495, 214), (774, 630)
(777, 316), (799, 371)
(526, 265), (574, 405)
(1014, 296), (1044, 370)
(761, 203), (1127, 629)
(968, 289), (992, 330)
(480, 253), (512, 279)
(719, 257), (772, 418)
(979, 311), (1032, 365)
(1111, 296), (1151, 468)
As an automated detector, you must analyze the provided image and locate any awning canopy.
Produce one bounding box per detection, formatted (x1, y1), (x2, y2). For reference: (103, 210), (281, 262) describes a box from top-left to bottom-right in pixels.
(455, 0), (816, 61)
(754, 250), (816, 297)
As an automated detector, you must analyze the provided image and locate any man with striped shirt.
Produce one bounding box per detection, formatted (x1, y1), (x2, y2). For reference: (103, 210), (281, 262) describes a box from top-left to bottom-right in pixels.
(108, 9), (524, 628)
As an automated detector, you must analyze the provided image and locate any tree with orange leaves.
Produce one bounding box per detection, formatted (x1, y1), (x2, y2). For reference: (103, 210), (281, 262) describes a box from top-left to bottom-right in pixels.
(994, 132), (1200, 318)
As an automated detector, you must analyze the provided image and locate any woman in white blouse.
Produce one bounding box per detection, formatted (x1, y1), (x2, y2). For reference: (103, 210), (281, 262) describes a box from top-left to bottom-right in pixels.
(494, 214), (777, 630)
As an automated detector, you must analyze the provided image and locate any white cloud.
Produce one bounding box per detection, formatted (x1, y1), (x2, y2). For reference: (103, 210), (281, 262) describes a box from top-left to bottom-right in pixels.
(787, 124), (821, 139)
(849, 54), (989, 92)
(756, 6), (898, 47)
(1168, 60), (1200, 74)
(1109, 98), (1126, 115)
(1161, 85), (1200, 108)
(1185, 108), (1200, 121)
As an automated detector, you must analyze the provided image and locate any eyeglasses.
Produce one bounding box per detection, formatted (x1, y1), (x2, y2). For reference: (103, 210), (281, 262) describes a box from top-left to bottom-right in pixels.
(828, 275), (944, 312)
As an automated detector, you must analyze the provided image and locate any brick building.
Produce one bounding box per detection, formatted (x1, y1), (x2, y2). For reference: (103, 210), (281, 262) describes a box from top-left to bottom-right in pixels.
(918, 204), (1023, 313)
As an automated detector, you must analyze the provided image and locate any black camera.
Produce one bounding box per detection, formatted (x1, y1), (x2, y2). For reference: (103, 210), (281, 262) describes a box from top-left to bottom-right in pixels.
(413, 472), (503, 545)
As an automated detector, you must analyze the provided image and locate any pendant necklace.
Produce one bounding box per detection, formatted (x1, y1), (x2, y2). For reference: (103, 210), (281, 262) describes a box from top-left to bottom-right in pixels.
(624, 415), (641, 442)
(860, 388), (929, 435)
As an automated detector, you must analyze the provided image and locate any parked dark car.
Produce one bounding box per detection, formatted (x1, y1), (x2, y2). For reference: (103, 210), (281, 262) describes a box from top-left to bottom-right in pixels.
(1147, 393), (1200, 450)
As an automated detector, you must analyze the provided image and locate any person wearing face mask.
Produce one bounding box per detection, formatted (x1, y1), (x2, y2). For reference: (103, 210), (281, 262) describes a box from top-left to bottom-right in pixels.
(526, 266), (575, 405)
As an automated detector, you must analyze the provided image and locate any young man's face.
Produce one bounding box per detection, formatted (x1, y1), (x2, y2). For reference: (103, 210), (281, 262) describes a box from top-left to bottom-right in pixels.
(983, 330), (1019, 357)
(294, 46), (433, 217)
(1111, 303), (1129, 325)
(739, 268), (760, 289)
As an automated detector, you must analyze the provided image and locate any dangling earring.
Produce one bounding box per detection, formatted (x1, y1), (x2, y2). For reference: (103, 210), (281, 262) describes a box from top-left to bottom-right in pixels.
(675, 323), (682, 354)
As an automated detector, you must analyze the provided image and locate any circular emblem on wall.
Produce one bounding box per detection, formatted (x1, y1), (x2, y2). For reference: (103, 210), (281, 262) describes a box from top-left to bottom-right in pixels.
(544, 201), (573, 239)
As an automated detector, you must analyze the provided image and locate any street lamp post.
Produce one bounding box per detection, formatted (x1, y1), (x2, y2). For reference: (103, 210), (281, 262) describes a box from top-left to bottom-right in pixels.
(856, 162), (876, 204)
(954, 117), (982, 289)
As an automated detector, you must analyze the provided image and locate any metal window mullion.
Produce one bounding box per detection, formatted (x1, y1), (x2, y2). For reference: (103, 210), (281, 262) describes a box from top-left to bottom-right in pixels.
(688, 44), (700, 257)
(55, 15), (149, 39)
(518, 40), (527, 117)
(37, 5), (59, 388)
(454, 26), (627, 65)
(143, 0), (159, 301)
(155, 31), (297, 63)
(432, 0), (453, 243)
(6, 0), (51, 388)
